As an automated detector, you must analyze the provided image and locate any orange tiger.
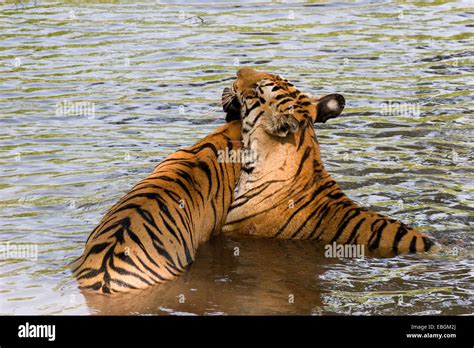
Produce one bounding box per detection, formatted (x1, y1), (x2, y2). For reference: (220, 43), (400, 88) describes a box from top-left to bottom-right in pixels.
(222, 68), (438, 257)
(71, 119), (241, 293)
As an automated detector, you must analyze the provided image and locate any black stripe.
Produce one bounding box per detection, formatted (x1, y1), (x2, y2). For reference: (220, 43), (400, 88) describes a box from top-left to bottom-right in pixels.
(291, 184), (339, 239)
(368, 220), (388, 251)
(172, 198), (195, 248)
(328, 191), (345, 200)
(106, 241), (153, 286)
(158, 209), (193, 267)
(138, 225), (167, 269)
(271, 85), (282, 92)
(158, 208), (182, 242)
(227, 178), (325, 227)
(83, 282), (102, 291)
(163, 262), (182, 277)
(109, 278), (139, 290)
(309, 203), (333, 240)
(296, 126), (306, 150)
(312, 201), (350, 241)
(392, 225), (408, 254)
(275, 93), (288, 100)
(160, 189), (193, 229)
(248, 110), (264, 127)
(126, 226), (165, 271)
(210, 198), (218, 234)
(100, 246), (114, 289)
(150, 237), (177, 269)
(276, 97), (293, 107)
(292, 188), (342, 239)
(213, 157), (223, 200)
(277, 180), (336, 238)
(87, 241), (110, 255)
(293, 147), (312, 179)
(289, 90), (299, 98)
(114, 247), (163, 282)
(367, 219), (382, 244)
(76, 267), (103, 280)
(160, 191), (194, 248)
(409, 236), (417, 253)
(231, 180), (284, 209)
(330, 208), (361, 243)
(132, 252), (166, 281)
(175, 170), (197, 195)
(345, 218), (366, 244)
(247, 100), (261, 114)
(178, 142), (219, 157)
(136, 207), (160, 231)
(196, 160), (213, 198)
(87, 211), (132, 242)
(113, 193), (163, 212)
(422, 236), (434, 252)
(110, 264), (152, 286)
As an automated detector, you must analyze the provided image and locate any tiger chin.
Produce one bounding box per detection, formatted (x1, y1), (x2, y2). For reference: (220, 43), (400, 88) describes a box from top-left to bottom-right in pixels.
(221, 67), (439, 257)
(70, 118), (242, 294)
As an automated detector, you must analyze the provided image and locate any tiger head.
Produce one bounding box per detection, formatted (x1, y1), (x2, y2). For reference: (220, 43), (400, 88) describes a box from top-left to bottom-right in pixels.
(222, 67), (345, 137)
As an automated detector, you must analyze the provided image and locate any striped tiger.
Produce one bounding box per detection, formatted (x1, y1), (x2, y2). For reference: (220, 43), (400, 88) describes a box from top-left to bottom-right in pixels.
(221, 68), (438, 257)
(70, 119), (242, 293)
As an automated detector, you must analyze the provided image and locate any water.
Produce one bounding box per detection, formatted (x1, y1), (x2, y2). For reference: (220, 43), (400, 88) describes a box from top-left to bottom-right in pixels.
(0, 0), (472, 315)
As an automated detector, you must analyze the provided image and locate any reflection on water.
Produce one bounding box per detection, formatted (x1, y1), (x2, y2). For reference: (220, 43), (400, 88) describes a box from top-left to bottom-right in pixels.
(82, 235), (473, 316)
(0, 0), (472, 315)
(83, 235), (329, 315)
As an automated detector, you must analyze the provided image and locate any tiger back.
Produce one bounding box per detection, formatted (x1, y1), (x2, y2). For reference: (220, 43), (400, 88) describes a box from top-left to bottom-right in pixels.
(222, 68), (438, 257)
(71, 120), (241, 294)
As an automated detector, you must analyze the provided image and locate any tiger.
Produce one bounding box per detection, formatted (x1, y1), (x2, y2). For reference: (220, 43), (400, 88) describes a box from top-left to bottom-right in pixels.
(221, 67), (438, 257)
(70, 119), (242, 294)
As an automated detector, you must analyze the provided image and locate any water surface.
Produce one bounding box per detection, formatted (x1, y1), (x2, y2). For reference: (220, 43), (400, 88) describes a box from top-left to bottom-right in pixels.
(0, 0), (472, 315)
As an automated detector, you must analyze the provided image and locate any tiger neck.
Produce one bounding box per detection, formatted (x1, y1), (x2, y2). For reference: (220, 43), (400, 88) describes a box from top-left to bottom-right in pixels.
(240, 124), (324, 186)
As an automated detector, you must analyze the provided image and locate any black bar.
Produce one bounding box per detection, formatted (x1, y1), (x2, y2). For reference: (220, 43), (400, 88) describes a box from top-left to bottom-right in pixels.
(0, 315), (472, 346)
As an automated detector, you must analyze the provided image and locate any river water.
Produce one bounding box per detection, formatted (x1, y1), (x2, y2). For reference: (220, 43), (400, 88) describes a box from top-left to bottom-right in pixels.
(0, 0), (472, 315)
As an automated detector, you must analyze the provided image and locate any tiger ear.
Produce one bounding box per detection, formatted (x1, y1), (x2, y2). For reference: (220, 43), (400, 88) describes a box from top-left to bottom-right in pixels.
(222, 87), (241, 122)
(312, 94), (345, 123)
